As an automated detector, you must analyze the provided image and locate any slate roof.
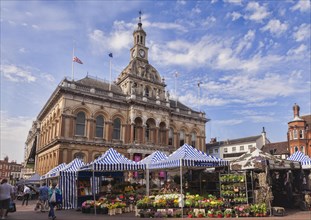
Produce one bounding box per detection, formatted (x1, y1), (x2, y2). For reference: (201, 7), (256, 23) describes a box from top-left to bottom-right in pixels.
(206, 135), (262, 147)
(262, 141), (289, 155)
(75, 76), (123, 94)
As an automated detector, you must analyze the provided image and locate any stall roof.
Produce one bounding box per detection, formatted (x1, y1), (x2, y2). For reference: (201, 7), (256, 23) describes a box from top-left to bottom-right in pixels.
(287, 151), (311, 169)
(40, 163), (67, 180)
(138, 151), (168, 165)
(230, 147), (300, 170)
(17, 173), (41, 184)
(80, 148), (145, 171)
(149, 144), (229, 169)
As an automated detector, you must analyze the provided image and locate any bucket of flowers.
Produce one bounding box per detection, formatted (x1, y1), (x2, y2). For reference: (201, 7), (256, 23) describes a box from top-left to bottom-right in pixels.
(187, 210), (195, 218)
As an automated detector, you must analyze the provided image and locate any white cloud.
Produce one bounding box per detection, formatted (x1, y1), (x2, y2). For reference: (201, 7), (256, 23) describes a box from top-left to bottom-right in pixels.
(235, 30), (256, 55)
(19, 48), (26, 53)
(245, 2), (270, 22)
(1, 64), (36, 82)
(293, 23), (311, 42)
(291, 0), (311, 12)
(213, 119), (244, 126)
(0, 111), (33, 163)
(224, 0), (242, 4)
(287, 44), (307, 56)
(40, 73), (55, 82)
(228, 11), (242, 21)
(261, 19), (288, 36)
(89, 28), (132, 54)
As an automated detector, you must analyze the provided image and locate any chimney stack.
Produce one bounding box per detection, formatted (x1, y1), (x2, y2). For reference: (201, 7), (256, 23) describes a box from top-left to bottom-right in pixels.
(293, 103), (300, 118)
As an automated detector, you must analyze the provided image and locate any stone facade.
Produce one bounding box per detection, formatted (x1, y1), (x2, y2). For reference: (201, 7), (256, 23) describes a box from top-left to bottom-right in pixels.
(31, 18), (208, 175)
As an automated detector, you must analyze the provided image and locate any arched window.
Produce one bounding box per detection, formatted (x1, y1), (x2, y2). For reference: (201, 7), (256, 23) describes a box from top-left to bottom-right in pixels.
(76, 112), (85, 136)
(300, 146), (304, 153)
(191, 132), (196, 147)
(95, 115), (104, 138)
(112, 118), (121, 140)
(159, 123), (166, 144)
(293, 129), (298, 139)
(74, 152), (85, 160)
(94, 154), (101, 160)
(169, 128), (174, 146)
(179, 131), (185, 146)
(294, 146), (298, 152)
(145, 87), (149, 97)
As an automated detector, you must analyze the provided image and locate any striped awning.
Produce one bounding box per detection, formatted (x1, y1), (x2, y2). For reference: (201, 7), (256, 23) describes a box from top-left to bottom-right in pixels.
(149, 144), (229, 169)
(287, 151), (311, 169)
(56, 158), (85, 175)
(138, 151), (168, 165)
(81, 148), (145, 171)
(40, 163), (67, 180)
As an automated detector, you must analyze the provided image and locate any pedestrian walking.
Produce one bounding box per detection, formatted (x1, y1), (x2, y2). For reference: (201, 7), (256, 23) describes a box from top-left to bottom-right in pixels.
(34, 182), (49, 212)
(22, 185), (30, 206)
(48, 182), (61, 220)
(0, 178), (14, 219)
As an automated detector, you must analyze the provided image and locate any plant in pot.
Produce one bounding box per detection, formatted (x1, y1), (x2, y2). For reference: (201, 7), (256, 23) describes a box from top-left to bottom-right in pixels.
(197, 210), (205, 218)
(215, 210), (223, 218)
(207, 209), (215, 218)
(224, 209), (232, 218)
(187, 210), (195, 218)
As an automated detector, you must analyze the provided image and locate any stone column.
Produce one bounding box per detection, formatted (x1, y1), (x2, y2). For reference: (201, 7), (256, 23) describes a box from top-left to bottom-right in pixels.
(142, 125), (146, 144)
(106, 121), (113, 142)
(130, 123), (134, 143)
(155, 127), (159, 145)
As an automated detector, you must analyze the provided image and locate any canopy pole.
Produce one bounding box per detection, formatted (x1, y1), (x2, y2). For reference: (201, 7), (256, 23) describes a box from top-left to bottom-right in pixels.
(180, 159), (183, 218)
(92, 164), (96, 215)
(146, 164), (150, 196)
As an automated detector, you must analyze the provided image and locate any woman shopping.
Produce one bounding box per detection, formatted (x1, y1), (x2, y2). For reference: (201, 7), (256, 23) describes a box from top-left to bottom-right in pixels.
(48, 182), (61, 220)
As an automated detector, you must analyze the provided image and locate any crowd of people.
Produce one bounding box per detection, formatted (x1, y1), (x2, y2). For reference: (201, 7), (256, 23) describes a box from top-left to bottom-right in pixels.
(0, 179), (62, 220)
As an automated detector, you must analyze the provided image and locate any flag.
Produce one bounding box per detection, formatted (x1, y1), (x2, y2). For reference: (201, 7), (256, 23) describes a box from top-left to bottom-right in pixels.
(108, 53), (113, 58)
(73, 56), (83, 64)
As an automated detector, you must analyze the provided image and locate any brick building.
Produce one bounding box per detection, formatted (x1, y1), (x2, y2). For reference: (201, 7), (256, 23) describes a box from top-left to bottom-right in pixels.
(0, 156), (22, 184)
(288, 103), (311, 157)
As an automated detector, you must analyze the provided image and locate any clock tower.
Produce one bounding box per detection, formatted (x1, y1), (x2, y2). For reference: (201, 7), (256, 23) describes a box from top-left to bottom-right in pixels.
(130, 11), (149, 61)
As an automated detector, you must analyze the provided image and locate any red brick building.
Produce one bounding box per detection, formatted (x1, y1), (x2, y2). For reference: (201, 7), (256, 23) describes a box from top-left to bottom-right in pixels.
(287, 103), (311, 157)
(0, 156), (22, 184)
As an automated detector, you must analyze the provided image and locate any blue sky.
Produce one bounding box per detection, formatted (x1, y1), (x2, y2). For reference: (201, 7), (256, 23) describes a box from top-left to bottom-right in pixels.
(1, 0), (310, 163)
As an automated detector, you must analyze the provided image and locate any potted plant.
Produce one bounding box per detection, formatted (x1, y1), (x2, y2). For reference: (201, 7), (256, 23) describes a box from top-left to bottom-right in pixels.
(216, 210), (223, 218)
(207, 209), (215, 218)
(188, 210), (195, 218)
(197, 210), (205, 218)
(224, 209), (232, 218)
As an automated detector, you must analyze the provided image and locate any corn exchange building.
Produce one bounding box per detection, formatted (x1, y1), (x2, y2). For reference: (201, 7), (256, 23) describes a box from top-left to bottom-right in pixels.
(26, 19), (208, 176)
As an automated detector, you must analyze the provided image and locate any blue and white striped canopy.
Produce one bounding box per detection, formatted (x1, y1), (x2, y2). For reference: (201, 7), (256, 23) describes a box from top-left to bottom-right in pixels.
(81, 148), (145, 171)
(55, 158), (85, 175)
(149, 144), (229, 169)
(138, 151), (168, 165)
(287, 151), (311, 169)
(40, 163), (67, 180)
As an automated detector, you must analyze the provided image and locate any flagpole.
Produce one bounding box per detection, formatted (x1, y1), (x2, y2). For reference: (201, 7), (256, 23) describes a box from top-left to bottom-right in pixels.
(109, 55), (112, 91)
(72, 43), (75, 81)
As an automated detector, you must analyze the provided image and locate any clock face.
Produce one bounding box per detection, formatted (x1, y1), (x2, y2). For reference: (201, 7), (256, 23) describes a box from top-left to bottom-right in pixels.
(139, 49), (145, 58)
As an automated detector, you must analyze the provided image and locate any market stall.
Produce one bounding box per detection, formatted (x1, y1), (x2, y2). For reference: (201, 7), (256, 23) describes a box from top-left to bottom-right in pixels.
(230, 147), (301, 211)
(77, 148), (145, 214)
(58, 158), (85, 209)
(137, 150), (168, 196)
(147, 144), (229, 216)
